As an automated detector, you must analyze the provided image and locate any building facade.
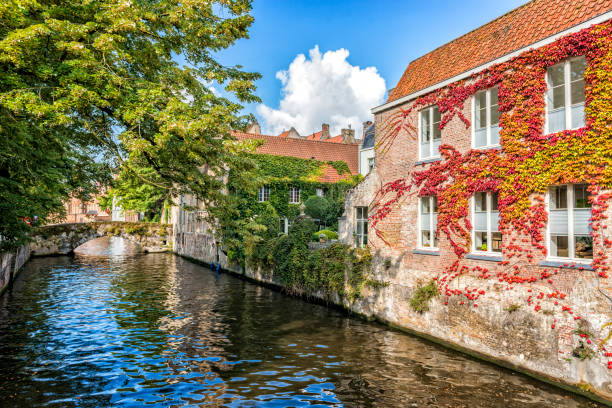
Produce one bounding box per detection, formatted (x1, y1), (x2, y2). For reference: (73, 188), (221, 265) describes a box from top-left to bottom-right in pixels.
(342, 0), (612, 400)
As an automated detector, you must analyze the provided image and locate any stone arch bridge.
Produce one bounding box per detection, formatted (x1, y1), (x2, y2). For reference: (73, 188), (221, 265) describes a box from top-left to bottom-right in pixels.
(30, 222), (173, 256)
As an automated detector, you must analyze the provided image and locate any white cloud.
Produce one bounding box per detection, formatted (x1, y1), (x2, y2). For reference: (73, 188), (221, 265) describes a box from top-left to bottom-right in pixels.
(257, 46), (386, 138)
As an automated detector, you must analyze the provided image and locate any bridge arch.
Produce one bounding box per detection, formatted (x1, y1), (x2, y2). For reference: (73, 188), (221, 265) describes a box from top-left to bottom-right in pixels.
(30, 222), (172, 256)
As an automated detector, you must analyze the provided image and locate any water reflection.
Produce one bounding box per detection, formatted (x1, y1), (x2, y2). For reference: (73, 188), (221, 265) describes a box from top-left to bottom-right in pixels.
(0, 237), (604, 407)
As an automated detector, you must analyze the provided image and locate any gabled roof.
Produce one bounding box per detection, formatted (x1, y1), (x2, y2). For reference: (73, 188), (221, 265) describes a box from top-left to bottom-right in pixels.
(388, 0), (612, 103)
(232, 131), (359, 182)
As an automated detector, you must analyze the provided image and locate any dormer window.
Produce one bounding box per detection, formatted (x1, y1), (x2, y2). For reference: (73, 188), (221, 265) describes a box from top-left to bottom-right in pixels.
(546, 57), (586, 133)
(473, 87), (500, 148)
(419, 106), (441, 159)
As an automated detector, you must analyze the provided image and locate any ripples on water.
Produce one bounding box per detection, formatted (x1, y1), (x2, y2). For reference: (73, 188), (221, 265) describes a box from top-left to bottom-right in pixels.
(0, 237), (604, 407)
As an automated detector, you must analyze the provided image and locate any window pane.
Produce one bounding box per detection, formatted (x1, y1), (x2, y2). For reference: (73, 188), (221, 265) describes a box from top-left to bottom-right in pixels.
(550, 210), (569, 234)
(420, 142), (430, 158)
(475, 128), (487, 147)
(574, 209), (591, 235)
(548, 64), (565, 87)
(550, 186), (567, 209)
(551, 86), (565, 110)
(570, 57), (586, 82)
(551, 235), (569, 257)
(432, 197), (438, 213)
(571, 104), (585, 129)
(490, 125), (500, 145)
(475, 231), (488, 251)
(475, 92), (486, 129)
(474, 211), (487, 231)
(575, 236), (593, 259)
(491, 193), (499, 211)
(571, 78), (585, 105)
(492, 232), (502, 252)
(433, 107), (441, 141)
(490, 88), (499, 126)
(356, 222), (362, 235)
(548, 108), (566, 133)
(475, 192), (487, 212)
(421, 230), (431, 247)
(421, 110), (430, 142)
(433, 231), (439, 248)
(420, 212), (430, 230)
(421, 197), (430, 214)
(574, 184), (590, 208)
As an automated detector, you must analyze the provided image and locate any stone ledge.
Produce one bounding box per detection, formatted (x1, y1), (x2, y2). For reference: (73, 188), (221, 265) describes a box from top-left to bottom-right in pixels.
(415, 157), (441, 166)
(412, 249), (440, 256)
(539, 260), (594, 271)
(465, 253), (502, 262)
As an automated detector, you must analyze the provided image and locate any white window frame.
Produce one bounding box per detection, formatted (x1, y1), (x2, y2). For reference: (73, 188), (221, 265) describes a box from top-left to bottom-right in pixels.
(471, 87), (500, 149)
(289, 187), (300, 204)
(316, 188), (325, 197)
(545, 56), (586, 134)
(545, 184), (592, 262)
(355, 206), (368, 247)
(367, 157), (375, 173)
(417, 196), (438, 250)
(418, 105), (441, 160)
(258, 185), (270, 202)
(471, 192), (502, 255)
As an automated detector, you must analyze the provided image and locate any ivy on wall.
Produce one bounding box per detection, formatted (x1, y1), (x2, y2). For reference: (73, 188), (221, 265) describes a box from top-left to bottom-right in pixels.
(370, 20), (612, 367)
(219, 151), (371, 300)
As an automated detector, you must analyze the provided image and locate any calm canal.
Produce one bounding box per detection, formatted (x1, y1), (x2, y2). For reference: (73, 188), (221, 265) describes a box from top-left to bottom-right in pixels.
(0, 237), (604, 407)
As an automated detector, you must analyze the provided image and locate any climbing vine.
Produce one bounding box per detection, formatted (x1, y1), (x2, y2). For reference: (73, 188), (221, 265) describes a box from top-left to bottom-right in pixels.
(370, 20), (612, 367)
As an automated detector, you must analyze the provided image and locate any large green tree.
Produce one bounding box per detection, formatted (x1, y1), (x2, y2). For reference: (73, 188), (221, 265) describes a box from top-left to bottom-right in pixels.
(0, 0), (260, 250)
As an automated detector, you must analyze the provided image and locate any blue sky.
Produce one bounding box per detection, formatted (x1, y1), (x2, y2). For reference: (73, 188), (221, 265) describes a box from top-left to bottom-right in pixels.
(214, 0), (527, 137)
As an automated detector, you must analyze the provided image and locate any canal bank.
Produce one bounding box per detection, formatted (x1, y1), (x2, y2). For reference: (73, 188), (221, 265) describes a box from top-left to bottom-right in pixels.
(172, 203), (612, 405)
(0, 236), (605, 407)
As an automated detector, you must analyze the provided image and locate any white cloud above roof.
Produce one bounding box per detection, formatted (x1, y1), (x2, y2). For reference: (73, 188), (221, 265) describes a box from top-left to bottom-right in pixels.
(257, 46), (386, 137)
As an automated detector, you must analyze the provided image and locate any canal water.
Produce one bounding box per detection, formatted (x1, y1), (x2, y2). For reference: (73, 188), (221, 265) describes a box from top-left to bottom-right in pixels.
(0, 237), (604, 407)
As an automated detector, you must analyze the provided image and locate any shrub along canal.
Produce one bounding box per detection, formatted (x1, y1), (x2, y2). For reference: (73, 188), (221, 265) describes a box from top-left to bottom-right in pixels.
(0, 237), (605, 407)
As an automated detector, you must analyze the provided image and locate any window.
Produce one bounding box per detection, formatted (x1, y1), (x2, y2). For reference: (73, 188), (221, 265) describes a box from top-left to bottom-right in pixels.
(280, 217), (289, 234)
(258, 185), (270, 202)
(316, 188), (325, 197)
(289, 187), (300, 204)
(419, 196), (438, 249)
(548, 184), (592, 260)
(473, 87), (500, 147)
(355, 207), (368, 247)
(419, 106), (441, 159)
(547, 57), (586, 133)
(368, 157), (375, 173)
(472, 192), (502, 254)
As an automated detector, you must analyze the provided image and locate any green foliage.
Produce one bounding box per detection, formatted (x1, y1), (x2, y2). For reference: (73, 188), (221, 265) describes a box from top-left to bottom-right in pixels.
(313, 230), (338, 241)
(0, 0), (260, 250)
(506, 304), (521, 313)
(304, 195), (330, 222)
(410, 281), (439, 312)
(572, 342), (594, 360)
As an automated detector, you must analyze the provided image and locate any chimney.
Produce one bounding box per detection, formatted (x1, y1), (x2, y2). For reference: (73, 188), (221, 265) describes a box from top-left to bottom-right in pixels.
(362, 121), (373, 139)
(321, 123), (330, 140)
(340, 127), (356, 144)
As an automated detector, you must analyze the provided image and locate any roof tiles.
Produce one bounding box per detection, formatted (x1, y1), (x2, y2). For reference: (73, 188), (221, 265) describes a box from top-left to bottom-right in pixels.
(232, 131), (359, 182)
(388, 0), (612, 102)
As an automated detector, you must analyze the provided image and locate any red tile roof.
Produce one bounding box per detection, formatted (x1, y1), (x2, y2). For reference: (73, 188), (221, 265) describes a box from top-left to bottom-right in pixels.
(388, 0), (612, 102)
(232, 131), (359, 182)
(279, 130), (289, 138)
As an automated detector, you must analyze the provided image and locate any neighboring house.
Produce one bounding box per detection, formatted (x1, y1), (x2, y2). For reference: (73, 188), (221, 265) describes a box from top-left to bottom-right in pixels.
(64, 195), (110, 223)
(278, 123), (359, 145)
(359, 121), (375, 176)
(339, 0), (612, 397)
(172, 130), (359, 262)
(111, 196), (141, 222)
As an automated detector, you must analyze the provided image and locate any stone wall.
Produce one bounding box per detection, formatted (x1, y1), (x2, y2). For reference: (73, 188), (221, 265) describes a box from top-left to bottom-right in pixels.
(0, 245), (31, 294)
(30, 222), (172, 256)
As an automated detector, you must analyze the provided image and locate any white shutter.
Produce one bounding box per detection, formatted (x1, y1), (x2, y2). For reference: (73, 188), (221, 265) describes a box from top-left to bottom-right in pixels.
(573, 209), (591, 235)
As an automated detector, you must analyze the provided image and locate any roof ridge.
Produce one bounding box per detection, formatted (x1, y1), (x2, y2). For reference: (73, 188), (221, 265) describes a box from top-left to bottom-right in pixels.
(232, 131), (359, 147)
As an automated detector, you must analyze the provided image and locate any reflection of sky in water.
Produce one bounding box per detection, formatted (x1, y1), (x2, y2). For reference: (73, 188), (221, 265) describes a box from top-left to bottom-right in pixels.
(0, 237), (602, 407)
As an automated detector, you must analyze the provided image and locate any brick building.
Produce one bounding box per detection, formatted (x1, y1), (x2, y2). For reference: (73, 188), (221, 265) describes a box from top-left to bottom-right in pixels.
(340, 0), (612, 399)
(172, 129), (359, 260)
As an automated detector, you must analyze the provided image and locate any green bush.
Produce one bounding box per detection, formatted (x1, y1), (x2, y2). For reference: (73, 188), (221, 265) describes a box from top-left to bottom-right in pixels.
(409, 281), (439, 312)
(304, 195), (330, 222)
(312, 229), (338, 241)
